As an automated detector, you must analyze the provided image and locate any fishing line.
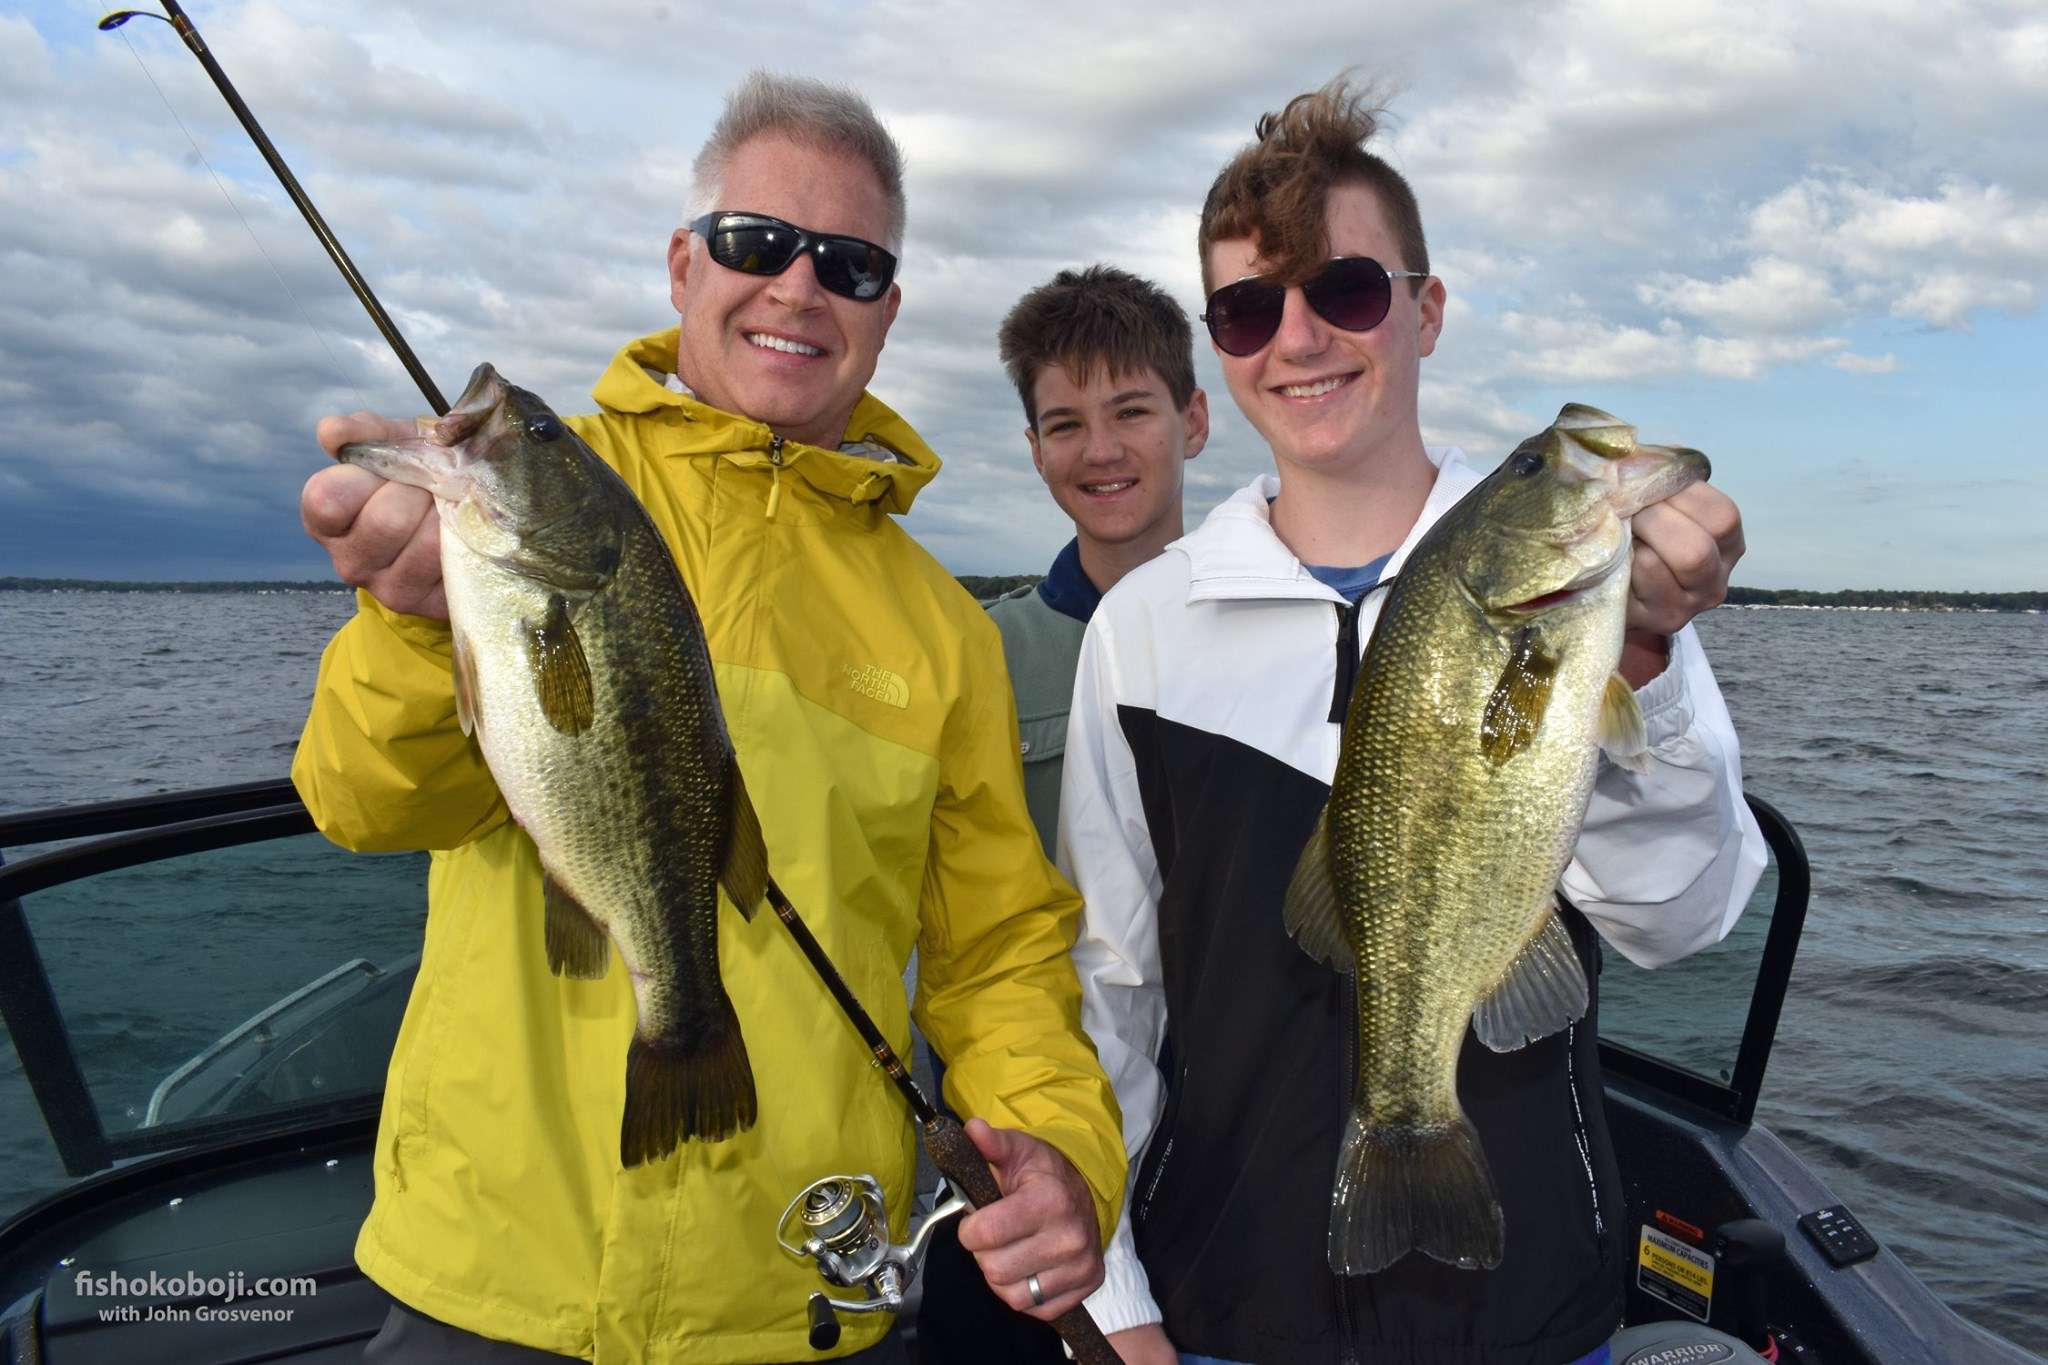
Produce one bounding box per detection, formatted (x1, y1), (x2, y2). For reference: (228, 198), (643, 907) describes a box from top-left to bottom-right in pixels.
(114, 30), (373, 415)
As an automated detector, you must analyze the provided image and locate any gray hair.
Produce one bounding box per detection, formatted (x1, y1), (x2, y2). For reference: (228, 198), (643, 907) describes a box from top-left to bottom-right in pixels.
(689, 71), (907, 253)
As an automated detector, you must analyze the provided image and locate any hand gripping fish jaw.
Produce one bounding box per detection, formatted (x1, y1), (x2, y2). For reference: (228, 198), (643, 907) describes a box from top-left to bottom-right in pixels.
(775, 1173), (971, 1350)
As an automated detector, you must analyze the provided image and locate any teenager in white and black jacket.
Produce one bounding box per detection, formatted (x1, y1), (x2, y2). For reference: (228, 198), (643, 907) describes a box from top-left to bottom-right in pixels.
(1060, 80), (1764, 1365)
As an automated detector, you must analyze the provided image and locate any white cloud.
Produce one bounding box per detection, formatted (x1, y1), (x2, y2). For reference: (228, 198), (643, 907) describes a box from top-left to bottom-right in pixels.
(5, 0), (2045, 588)
(1744, 177), (2048, 328)
(1637, 257), (1843, 334)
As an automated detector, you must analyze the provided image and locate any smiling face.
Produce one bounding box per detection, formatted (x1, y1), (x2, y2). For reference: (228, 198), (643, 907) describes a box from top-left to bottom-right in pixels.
(1026, 363), (1207, 562)
(1204, 180), (1444, 481)
(666, 133), (902, 448)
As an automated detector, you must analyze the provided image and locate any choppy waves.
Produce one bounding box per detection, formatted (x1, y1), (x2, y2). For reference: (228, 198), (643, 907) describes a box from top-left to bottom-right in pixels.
(1, 595), (2042, 1345)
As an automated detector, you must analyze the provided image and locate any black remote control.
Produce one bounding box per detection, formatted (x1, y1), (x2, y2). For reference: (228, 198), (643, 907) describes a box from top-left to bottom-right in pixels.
(1799, 1204), (1879, 1267)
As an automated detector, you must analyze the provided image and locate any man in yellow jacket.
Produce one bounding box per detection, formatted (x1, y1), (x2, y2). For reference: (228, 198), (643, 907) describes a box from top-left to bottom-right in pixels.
(293, 72), (1123, 1364)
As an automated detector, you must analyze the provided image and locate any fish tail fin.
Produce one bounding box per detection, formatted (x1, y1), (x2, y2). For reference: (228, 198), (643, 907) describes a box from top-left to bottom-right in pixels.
(619, 1003), (757, 1166)
(1328, 1110), (1504, 1275)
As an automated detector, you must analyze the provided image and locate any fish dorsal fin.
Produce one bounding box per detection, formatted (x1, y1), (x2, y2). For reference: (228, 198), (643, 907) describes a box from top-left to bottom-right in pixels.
(1479, 627), (1559, 767)
(1472, 905), (1588, 1051)
(452, 629), (482, 739)
(528, 593), (594, 736)
(719, 755), (768, 922)
(1282, 810), (1353, 973)
(543, 873), (610, 979)
(1600, 670), (1652, 774)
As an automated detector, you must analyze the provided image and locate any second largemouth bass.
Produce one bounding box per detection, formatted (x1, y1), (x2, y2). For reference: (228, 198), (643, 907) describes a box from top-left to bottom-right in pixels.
(1284, 403), (1708, 1273)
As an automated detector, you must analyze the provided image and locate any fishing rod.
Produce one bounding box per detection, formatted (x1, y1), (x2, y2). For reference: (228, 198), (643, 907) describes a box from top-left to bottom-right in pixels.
(761, 882), (1118, 1363)
(100, 10), (1119, 1359)
(97, 1), (448, 415)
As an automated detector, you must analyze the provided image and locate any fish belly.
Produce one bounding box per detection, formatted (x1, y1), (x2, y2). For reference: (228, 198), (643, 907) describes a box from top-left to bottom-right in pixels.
(440, 533), (754, 1160)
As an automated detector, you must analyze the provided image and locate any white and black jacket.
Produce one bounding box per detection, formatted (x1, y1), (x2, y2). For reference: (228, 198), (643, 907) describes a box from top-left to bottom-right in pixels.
(1062, 453), (1767, 1364)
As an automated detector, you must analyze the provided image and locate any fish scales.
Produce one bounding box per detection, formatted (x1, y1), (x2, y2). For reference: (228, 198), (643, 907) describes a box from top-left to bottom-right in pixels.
(1284, 403), (1707, 1274)
(449, 508), (728, 1039)
(342, 363), (767, 1167)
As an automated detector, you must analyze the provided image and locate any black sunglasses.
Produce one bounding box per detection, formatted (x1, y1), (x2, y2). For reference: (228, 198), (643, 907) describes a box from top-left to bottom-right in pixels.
(688, 211), (897, 302)
(1201, 256), (1429, 357)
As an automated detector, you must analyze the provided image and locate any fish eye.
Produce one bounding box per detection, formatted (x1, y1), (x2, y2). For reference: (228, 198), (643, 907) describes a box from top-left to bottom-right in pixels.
(1509, 449), (1544, 476)
(526, 414), (564, 443)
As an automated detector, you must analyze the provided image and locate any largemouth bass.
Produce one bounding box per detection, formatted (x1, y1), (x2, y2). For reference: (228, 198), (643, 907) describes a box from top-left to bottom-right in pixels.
(1283, 403), (1708, 1273)
(341, 364), (767, 1166)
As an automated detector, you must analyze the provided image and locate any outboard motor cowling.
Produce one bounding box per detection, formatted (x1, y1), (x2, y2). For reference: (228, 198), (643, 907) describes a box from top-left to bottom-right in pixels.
(1608, 1321), (1772, 1364)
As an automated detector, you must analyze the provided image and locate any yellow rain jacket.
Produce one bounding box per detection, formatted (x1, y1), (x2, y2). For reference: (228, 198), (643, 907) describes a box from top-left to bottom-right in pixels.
(292, 329), (1124, 1363)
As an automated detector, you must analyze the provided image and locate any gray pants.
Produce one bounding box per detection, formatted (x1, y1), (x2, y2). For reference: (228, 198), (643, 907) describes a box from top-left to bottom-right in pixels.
(363, 1297), (910, 1364)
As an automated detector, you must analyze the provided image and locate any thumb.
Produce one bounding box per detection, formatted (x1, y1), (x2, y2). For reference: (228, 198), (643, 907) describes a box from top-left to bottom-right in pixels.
(965, 1117), (1023, 1181)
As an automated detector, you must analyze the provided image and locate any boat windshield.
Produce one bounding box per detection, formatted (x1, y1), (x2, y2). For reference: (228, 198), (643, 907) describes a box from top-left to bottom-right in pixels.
(0, 785), (425, 1226)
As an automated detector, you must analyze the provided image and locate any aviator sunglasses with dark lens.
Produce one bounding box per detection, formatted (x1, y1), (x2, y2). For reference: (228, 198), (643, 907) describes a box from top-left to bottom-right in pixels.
(1201, 256), (1429, 357)
(689, 211), (898, 302)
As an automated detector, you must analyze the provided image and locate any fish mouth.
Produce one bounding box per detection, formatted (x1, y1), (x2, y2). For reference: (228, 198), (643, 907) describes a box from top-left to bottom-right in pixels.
(1498, 551), (1625, 616)
(1606, 443), (1710, 519)
(337, 363), (507, 498)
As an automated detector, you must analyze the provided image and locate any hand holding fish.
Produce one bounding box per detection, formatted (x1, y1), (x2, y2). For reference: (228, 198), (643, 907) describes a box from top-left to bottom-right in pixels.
(955, 1117), (1105, 1321)
(302, 412), (449, 620)
(1621, 481), (1745, 684)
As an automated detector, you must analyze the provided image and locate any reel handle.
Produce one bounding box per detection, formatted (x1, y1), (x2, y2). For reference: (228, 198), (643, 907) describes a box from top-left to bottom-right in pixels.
(920, 1113), (1119, 1365)
(805, 1293), (841, 1351)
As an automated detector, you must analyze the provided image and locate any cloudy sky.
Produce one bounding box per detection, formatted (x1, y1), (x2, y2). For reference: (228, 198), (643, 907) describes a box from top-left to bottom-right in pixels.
(3, 0), (2043, 589)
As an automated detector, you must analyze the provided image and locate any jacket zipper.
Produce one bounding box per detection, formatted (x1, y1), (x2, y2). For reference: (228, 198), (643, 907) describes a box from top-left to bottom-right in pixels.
(1136, 1136), (1174, 1223)
(1135, 1062), (1186, 1224)
(1325, 573), (1400, 725)
(764, 434), (786, 520)
(1328, 598), (1364, 724)
(1563, 1021), (1609, 1262)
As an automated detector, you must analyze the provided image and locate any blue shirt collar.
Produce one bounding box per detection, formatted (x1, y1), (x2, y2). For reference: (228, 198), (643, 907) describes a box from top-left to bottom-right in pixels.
(1036, 538), (1103, 623)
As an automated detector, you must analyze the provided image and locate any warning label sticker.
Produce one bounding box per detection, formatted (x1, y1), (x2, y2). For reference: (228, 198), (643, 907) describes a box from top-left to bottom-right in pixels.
(1637, 1224), (1714, 1321)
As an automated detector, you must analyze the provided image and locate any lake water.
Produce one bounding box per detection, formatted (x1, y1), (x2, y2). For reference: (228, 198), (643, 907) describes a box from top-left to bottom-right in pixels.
(0, 591), (2043, 1348)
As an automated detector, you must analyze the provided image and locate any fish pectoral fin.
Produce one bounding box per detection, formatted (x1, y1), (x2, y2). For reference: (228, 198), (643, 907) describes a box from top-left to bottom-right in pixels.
(527, 593), (594, 735)
(1282, 811), (1354, 973)
(1479, 627), (1558, 767)
(1598, 670), (1652, 774)
(719, 756), (769, 921)
(1472, 906), (1588, 1051)
(452, 628), (482, 739)
(543, 874), (610, 979)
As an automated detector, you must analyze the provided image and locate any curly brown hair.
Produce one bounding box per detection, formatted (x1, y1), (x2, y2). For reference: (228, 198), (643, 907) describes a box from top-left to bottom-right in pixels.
(1197, 74), (1429, 294)
(998, 265), (1197, 428)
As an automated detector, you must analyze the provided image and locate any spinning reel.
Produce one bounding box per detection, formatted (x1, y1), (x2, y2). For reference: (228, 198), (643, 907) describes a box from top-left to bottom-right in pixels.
(776, 1172), (970, 1349)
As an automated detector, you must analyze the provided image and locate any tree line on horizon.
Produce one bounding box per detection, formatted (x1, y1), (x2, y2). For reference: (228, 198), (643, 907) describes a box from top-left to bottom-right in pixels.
(3, 576), (2042, 612)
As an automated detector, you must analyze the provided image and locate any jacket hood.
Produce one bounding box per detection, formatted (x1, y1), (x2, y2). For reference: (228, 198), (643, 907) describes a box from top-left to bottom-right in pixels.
(590, 328), (940, 515)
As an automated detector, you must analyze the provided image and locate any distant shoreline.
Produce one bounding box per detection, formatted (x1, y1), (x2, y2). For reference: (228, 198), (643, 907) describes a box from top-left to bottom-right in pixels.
(0, 578), (352, 595)
(2, 576), (2043, 613)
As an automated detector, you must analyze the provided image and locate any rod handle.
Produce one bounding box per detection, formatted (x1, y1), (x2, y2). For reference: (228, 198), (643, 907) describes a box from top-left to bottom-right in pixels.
(921, 1114), (1121, 1365)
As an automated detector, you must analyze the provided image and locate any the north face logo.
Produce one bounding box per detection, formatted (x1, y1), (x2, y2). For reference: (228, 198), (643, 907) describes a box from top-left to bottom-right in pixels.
(844, 663), (909, 709)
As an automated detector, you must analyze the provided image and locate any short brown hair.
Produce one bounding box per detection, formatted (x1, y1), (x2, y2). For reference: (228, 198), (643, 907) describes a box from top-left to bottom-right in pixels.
(998, 265), (1197, 428)
(1197, 74), (1428, 294)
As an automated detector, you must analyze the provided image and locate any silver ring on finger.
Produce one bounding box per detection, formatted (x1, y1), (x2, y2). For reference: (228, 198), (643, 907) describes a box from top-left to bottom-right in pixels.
(1027, 1273), (1045, 1308)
